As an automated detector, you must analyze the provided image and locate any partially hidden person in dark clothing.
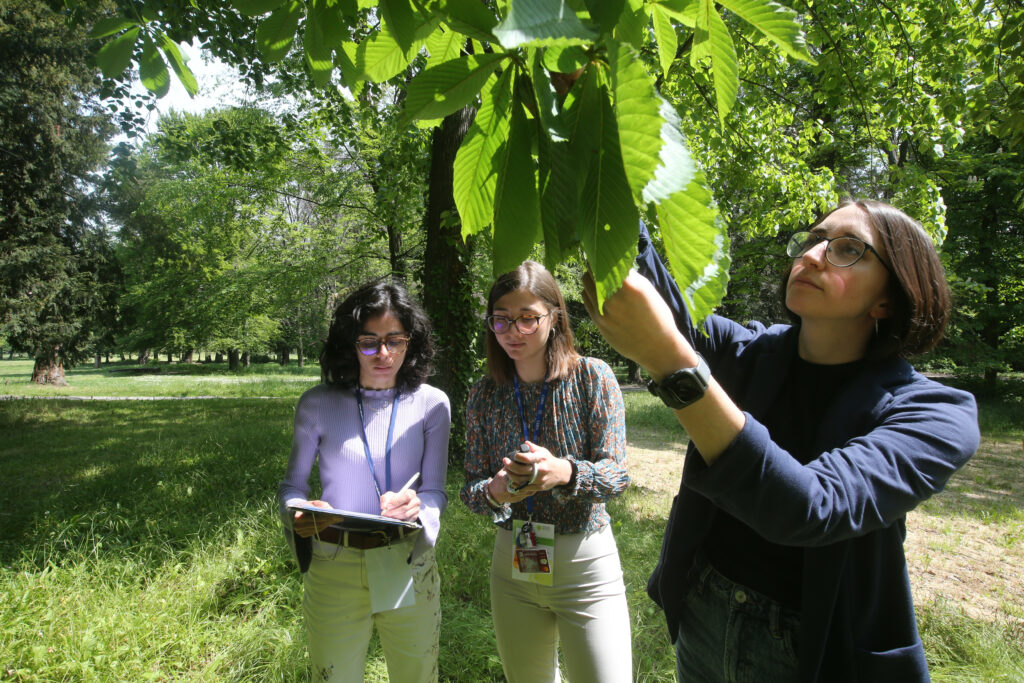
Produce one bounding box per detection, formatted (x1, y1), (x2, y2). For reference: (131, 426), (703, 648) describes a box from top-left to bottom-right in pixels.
(582, 199), (980, 682)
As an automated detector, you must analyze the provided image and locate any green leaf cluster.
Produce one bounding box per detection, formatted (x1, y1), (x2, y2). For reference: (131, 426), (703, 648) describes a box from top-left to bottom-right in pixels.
(97, 0), (816, 321)
(92, 8), (198, 98)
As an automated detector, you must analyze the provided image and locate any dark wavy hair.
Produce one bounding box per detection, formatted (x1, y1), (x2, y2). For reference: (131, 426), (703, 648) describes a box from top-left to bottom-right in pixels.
(779, 198), (951, 360)
(485, 260), (580, 384)
(320, 280), (435, 392)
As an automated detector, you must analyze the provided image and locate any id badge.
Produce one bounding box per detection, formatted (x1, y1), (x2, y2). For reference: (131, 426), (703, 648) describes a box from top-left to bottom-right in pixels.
(511, 519), (555, 586)
(365, 544), (415, 613)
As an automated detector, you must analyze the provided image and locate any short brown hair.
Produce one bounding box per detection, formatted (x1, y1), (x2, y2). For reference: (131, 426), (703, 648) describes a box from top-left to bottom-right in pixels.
(780, 199), (951, 359)
(485, 261), (580, 384)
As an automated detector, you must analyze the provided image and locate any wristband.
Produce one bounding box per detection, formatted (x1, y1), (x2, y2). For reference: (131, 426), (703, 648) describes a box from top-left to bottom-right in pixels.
(484, 480), (502, 509)
(564, 459), (578, 490)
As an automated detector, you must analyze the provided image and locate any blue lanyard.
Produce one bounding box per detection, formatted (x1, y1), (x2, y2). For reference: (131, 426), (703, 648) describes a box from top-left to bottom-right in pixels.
(355, 388), (400, 498)
(513, 376), (548, 514)
(513, 376), (549, 443)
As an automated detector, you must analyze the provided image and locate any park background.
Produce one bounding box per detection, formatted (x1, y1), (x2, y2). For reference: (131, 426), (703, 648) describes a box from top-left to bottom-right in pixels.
(2, 0), (1023, 680)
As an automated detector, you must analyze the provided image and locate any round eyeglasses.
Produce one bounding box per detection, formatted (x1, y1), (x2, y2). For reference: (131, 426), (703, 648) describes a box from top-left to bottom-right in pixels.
(786, 231), (893, 273)
(355, 336), (410, 356)
(486, 313), (551, 335)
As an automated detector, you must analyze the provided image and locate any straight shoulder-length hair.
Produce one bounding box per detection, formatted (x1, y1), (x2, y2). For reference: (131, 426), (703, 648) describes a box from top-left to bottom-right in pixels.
(485, 260), (580, 384)
(779, 198), (951, 360)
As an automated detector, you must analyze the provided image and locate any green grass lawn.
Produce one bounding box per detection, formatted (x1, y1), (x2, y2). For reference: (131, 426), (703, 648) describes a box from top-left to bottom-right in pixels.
(1, 359), (1021, 681)
(0, 358), (322, 398)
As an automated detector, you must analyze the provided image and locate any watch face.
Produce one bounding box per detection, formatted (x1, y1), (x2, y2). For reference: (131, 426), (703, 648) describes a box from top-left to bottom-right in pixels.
(663, 372), (704, 403)
(650, 356), (710, 409)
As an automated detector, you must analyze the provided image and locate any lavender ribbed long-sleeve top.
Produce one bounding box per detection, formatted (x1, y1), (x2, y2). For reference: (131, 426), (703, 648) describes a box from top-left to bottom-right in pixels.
(278, 382), (451, 559)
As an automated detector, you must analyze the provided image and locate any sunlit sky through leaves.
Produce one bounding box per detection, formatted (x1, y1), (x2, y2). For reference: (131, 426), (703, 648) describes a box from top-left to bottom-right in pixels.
(120, 40), (246, 139)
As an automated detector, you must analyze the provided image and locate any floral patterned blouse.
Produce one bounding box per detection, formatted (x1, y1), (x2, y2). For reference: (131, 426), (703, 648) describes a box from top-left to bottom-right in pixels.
(460, 356), (629, 533)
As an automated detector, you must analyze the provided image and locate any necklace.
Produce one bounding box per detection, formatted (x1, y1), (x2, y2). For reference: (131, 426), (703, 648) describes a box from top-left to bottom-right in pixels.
(359, 387), (395, 415)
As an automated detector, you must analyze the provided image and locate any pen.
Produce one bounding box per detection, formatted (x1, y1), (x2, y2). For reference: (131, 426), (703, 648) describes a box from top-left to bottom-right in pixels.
(381, 472), (420, 515)
(396, 472), (420, 494)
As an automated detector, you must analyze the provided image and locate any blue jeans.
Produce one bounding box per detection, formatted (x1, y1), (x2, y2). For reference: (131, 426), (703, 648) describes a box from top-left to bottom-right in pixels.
(674, 553), (801, 683)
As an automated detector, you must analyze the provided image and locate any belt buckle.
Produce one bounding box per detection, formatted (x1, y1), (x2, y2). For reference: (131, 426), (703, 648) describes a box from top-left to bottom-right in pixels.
(367, 529), (391, 548)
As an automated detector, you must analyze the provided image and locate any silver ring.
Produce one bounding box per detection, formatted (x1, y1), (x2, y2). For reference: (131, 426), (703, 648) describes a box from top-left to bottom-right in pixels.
(505, 463), (538, 494)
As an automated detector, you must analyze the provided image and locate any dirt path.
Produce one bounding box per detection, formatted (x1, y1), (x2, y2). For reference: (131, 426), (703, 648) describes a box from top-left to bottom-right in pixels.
(625, 434), (1024, 633)
(904, 437), (1024, 631)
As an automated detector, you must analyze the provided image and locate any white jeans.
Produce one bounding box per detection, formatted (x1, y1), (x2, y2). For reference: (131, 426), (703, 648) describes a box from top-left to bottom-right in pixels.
(303, 538), (440, 683)
(490, 525), (633, 683)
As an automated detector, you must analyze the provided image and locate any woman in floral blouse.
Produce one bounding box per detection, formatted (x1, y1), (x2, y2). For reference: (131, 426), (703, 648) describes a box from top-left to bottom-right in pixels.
(460, 260), (632, 683)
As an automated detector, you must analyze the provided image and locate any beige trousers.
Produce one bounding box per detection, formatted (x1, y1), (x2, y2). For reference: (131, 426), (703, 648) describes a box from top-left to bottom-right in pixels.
(490, 525), (633, 683)
(302, 538), (440, 683)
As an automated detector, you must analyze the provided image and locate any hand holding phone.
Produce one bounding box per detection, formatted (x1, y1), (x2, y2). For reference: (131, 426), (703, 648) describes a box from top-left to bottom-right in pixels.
(505, 443), (538, 492)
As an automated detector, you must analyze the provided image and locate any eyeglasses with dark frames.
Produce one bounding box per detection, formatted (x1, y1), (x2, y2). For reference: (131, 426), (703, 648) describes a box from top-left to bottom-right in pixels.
(355, 335), (410, 356)
(486, 313), (552, 335)
(786, 231), (894, 274)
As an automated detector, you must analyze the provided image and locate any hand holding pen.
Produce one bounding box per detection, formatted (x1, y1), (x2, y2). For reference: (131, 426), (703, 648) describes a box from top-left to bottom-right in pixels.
(380, 472), (421, 521)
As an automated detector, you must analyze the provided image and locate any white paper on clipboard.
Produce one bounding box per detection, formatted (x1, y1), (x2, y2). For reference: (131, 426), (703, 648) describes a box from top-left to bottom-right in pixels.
(288, 503), (422, 532)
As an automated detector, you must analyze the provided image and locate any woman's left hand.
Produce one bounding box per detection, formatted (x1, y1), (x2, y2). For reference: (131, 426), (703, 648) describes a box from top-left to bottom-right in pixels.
(380, 489), (421, 522)
(502, 441), (573, 494)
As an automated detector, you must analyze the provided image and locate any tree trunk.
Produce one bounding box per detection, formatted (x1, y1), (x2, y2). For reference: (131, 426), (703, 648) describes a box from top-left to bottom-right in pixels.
(242, 351), (251, 368)
(297, 313), (305, 368)
(626, 359), (642, 384)
(215, 352), (223, 363)
(182, 349), (194, 363)
(138, 348), (151, 364)
(228, 349), (240, 371)
(386, 220), (406, 280)
(421, 107), (477, 465)
(977, 198), (1003, 393)
(983, 367), (999, 394)
(94, 354), (101, 368)
(32, 349), (68, 386)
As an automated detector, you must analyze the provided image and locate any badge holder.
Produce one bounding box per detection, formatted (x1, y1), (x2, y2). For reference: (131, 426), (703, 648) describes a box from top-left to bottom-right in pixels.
(509, 385), (555, 585)
(512, 518), (554, 585)
(365, 538), (416, 613)
(355, 387), (415, 613)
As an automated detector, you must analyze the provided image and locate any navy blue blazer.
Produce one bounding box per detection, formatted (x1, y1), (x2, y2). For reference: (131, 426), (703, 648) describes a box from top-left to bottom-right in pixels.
(637, 226), (979, 682)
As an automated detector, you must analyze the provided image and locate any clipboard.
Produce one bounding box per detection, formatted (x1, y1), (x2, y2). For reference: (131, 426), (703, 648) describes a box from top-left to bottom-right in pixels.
(288, 503), (422, 531)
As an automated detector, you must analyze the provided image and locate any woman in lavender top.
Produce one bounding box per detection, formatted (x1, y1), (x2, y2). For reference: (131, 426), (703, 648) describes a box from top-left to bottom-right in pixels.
(279, 280), (451, 683)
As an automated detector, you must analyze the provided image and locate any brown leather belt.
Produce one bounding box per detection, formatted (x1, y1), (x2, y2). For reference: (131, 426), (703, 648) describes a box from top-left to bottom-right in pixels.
(314, 525), (411, 550)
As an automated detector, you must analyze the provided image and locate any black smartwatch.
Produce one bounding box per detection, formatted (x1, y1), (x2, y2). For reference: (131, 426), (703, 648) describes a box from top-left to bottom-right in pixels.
(647, 354), (711, 410)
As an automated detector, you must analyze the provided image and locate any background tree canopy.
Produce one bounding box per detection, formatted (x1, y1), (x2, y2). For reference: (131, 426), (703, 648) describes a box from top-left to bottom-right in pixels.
(0, 0), (115, 385)
(87, 0), (825, 322)
(1, 0), (1021, 395)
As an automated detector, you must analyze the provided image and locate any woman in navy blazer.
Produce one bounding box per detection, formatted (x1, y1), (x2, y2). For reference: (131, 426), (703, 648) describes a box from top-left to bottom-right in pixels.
(584, 199), (979, 682)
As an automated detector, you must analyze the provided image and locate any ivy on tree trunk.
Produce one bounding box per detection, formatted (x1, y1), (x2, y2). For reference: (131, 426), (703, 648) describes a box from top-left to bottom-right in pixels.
(422, 107), (478, 465)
